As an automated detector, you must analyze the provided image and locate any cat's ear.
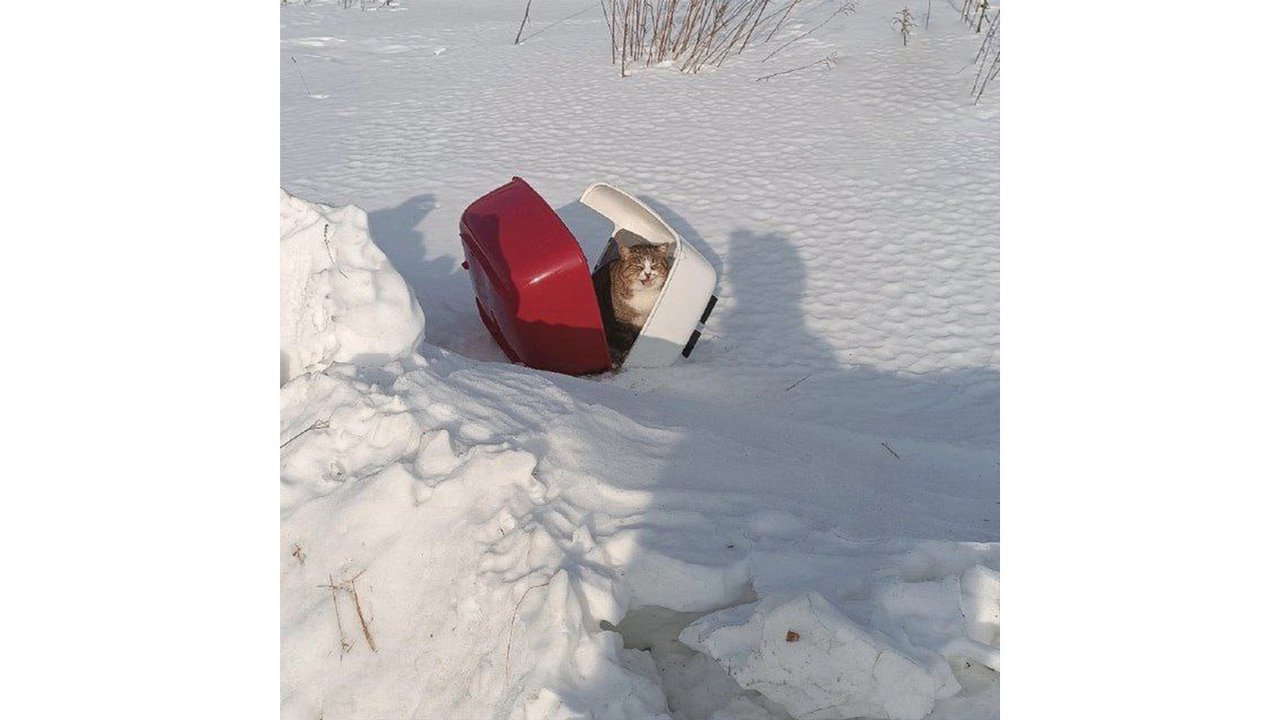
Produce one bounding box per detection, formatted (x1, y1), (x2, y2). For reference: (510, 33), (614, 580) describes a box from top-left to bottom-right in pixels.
(617, 243), (632, 259)
(655, 243), (671, 255)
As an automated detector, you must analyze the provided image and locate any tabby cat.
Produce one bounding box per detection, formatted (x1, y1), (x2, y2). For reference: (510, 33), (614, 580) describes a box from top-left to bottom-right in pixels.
(598, 231), (671, 361)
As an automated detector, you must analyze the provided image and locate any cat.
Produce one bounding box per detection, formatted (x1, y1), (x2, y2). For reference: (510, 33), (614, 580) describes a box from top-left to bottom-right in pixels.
(596, 231), (671, 363)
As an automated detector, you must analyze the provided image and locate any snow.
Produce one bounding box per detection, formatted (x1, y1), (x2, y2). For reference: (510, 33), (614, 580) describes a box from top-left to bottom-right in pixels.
(281, 1), (999, 718)
(680, 592), (943, 720)
(279, 190), (425, 384)
(678, 563), (1000, 720)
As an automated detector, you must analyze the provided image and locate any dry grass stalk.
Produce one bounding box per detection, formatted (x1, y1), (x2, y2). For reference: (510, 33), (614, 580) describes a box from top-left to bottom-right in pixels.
(290, 57), (312, 97)
(754, 51), (836, 81)
(325, 574), (354, 657)
(762, 2), (854, 63)
(960, 0), (995, 32)
(893, 6), (916, 47)
(514, 0), (535, 44)
(783, 372), (813, 391)
(603, 0), (617, 62)
(763, 0), (804, 43)
(320, 570), (377, 656)
(281, 418), (330, 449)
(971, 10), (999, 103)
(607, 0), (804, 75)
(975, 0), (990, 33)
(504, 579), (552, 681)
(350, 582), (378, 652)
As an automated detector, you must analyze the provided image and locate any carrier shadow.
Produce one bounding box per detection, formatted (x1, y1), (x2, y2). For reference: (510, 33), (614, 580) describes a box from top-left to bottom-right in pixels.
(369, 193), (509, 359)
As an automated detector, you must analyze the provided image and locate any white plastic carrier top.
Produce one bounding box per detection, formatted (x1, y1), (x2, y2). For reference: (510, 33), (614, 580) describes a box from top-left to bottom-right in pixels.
(580, 182), (718, 368)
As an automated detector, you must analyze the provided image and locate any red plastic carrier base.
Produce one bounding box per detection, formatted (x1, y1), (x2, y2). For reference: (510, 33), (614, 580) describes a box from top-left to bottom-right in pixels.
(459, 177), (612, 375)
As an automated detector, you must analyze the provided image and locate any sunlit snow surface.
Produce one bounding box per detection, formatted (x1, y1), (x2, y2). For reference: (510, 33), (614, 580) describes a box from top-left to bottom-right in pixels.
(281, 2), (998, 718)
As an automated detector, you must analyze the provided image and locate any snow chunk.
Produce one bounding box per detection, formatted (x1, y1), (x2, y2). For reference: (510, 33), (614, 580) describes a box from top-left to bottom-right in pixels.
(961, 564), (1000, 649)
(680, 592), (943, 720)
(280, 189), (424, 384)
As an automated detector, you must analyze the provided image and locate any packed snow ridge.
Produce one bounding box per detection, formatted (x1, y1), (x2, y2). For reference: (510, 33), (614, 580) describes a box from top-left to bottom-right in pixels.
(280, 190), (424, 385)
(280, 191), (999, 719)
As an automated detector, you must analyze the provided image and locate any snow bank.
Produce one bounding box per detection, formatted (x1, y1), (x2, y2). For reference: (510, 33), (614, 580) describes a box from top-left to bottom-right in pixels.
(279, 350), (1000, 718)
(279, 0), (1003, 710)
(280, 361), (669, 720)
(280, 189), (424, 384)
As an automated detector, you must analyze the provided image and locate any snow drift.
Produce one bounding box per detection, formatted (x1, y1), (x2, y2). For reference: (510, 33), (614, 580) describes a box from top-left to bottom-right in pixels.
(281, 0), (1000, 714)
(279, 189), (424, 384)
(279, 189), (1000, 720)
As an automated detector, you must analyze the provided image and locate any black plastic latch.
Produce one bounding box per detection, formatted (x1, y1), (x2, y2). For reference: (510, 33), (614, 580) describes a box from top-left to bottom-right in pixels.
(700, 295), (718, 324)
(682, 330), (702, 358)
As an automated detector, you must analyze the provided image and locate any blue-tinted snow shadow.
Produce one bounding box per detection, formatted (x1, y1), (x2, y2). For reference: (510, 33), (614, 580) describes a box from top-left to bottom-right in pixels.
(528, 222), (997, 545)
(527, 226), (997, 718)
(435, 207), (997, 717)
(368, 193), (506, 360)
(366, 193), (441, 303)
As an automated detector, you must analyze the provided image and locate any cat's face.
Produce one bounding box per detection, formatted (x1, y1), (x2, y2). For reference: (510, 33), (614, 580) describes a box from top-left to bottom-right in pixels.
(617, 243), (671, 290)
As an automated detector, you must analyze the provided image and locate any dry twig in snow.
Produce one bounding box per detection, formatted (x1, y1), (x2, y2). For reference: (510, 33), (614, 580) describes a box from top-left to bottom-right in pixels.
(515, 0), (534, 44)
(281, 419), (330, 449)
(755, 51), (836, 80)
(324, 574), (354, 657)
(505, 578), (552, 681)
(763, 2), (855, 62)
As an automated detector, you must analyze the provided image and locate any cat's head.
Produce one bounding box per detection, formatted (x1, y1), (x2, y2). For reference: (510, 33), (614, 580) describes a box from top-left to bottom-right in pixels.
(617, 242), (671, 290)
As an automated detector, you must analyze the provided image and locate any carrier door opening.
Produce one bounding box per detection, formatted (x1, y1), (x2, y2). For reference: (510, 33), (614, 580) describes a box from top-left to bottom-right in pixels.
(591, 228), (673, 367)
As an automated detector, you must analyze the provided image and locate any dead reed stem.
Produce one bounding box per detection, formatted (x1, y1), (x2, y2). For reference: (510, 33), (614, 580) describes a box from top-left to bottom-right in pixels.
(319, 571), (377, 656)
(971, 10), (999, 103)
(755, 51), (836, 81)
(326, 574), (353, 657)
(504, 579), (552, 682)
(607, 0), (804, 75)
(281, 418), (330, 449)
(763, 0), (802, 42)
(894, 6), (916, 47)
(351, 583), (378, 652)
(515, 0), (534, 44)
(604, 0), (617, 62)
(762, 2), (853, 62)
